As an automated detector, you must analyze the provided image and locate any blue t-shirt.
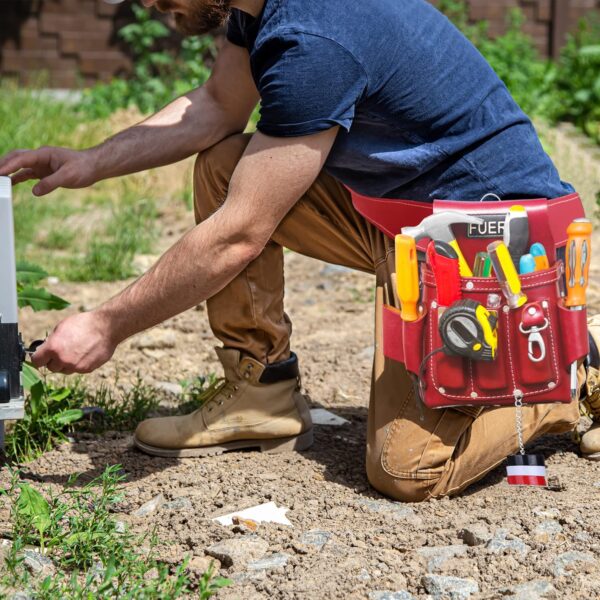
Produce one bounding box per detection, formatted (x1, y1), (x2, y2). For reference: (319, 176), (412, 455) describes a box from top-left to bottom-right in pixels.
(227, 0), (573, 201)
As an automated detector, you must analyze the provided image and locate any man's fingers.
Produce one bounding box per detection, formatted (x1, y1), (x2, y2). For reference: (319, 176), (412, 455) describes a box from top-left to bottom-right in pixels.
(0, 148), (50, 177)
(10, 168), (37, 185)
(0, 149), (28, 174)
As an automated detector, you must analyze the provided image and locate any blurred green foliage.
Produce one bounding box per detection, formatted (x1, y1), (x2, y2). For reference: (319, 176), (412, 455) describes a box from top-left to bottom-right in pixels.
(438, 1), (600, 144)
(81, 3), (216, 117)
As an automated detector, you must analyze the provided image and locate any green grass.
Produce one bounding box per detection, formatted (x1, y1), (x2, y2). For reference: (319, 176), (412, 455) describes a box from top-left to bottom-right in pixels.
(0, 80), (182, 283)
(0, 465), (231, 598)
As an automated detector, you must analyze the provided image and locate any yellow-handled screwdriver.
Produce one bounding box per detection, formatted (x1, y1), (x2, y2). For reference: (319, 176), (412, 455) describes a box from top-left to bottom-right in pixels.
(565, 218), (593, 399)
(487, 241), (528, 309)
(395, 234), (420, 322)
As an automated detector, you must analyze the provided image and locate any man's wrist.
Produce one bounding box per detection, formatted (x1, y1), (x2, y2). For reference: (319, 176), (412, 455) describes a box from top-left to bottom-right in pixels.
(93, 306), (130, 346)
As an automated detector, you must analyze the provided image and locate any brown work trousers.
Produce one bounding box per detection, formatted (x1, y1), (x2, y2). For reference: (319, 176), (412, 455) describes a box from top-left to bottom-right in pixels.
(193, 133), (580, 502)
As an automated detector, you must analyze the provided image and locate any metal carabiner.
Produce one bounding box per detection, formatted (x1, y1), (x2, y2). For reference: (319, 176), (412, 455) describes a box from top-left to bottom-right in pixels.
(527, 331), (546, 363)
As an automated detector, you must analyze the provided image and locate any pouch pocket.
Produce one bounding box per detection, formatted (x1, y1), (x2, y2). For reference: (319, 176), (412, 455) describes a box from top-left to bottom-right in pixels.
(508, 302), (558, 389)
(473, 310), (509, 392)
(428, 306), (468, 393)
(557, 303), (589, 368)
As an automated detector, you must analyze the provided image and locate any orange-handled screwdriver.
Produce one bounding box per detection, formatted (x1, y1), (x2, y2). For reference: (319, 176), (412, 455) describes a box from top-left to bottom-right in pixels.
(565, 217), (592, 400)
(395, 234), (420, 322)
(565, 218), (592, 309)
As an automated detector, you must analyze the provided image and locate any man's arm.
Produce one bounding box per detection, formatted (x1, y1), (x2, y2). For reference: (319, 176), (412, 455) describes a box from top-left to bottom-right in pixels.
(32, 127), (340, 374)
(0, 41), (259, 196)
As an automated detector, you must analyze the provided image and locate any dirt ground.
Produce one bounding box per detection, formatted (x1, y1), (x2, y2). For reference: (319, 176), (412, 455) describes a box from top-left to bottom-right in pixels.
(8, 210), (600, 598)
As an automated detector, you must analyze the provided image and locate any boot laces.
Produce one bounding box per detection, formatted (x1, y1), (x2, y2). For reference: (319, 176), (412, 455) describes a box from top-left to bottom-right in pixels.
(204, 379), (240, 412)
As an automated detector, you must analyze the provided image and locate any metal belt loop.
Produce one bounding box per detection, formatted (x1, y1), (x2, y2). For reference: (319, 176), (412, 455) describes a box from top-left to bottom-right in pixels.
(480, 192), (502, 202)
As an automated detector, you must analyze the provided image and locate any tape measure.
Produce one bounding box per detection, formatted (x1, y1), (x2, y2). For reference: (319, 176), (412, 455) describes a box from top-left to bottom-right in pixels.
(438, 299), (498, 361)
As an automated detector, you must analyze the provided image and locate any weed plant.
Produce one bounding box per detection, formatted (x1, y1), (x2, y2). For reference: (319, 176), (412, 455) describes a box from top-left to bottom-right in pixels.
(0, 466), (231, 598)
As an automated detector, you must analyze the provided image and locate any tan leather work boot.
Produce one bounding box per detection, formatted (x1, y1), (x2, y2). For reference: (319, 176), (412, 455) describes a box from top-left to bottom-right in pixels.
(133, 348), (313, 457)
(580, 315), (600, 460)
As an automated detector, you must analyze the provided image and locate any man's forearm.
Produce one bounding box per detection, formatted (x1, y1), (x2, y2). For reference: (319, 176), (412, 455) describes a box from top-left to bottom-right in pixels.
(88, 87), (238, 182)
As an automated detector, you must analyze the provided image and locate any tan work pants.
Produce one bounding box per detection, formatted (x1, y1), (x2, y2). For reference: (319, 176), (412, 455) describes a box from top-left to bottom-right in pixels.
(193, 133), (580, 502)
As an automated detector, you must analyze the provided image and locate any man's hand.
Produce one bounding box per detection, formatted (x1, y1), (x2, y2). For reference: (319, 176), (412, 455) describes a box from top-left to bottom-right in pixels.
(0, 147), (98, 196)
(31, 311), (118, 374)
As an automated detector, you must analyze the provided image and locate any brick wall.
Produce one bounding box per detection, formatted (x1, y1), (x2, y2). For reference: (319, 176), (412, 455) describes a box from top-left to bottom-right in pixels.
(0, 0), (599, 88)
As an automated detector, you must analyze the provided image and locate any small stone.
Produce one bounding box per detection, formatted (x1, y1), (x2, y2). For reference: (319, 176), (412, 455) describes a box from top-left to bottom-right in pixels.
(47, 276), (60, 285)
(132, 493), (165, 517)
(532, 507), (561, 520)
(299, 530), (332, 550)
(154, 381), (184, 396)
(369, 592), (415, 600)
(486, 529), (530, 556)
(132, 330), (177, 350)
(205, 536), (269, 568)
(115, 520), (126, 534)
(188, 556), (220, 573)
(533, 520), (564, 543)
(357, 499), (423, 526)
(144, 567), (159, 581)
(552, 551), (595, 577)
(458, 523), (492, 546)
(357, 568), (371, 581)
(10, 593), (34, 600)
(417, 545), (468, 572)
(246, 552), (290, 571)
(164, 497), (193, 512)
(89, 561), (105, 582)
(23, 550), (56, 578)
(422, 574), (479, 599)
(503, 579), (557, 599)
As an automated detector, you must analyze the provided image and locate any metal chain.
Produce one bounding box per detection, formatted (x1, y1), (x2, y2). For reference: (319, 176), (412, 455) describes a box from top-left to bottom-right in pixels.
(514, 390), (525, 455)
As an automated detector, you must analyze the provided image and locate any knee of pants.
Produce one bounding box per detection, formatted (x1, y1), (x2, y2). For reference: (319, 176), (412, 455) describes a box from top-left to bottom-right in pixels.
(366, 463), (439, 503)
(367, 457), (442, 502)
(193, 133), (252, 223)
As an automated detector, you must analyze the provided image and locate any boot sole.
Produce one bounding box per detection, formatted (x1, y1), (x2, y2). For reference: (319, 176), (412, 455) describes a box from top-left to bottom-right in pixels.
(133, 428), (314, 458)
(582, 451), (600, 461)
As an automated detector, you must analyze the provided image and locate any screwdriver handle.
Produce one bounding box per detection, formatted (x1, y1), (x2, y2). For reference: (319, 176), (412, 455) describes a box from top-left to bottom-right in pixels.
(565, 218), (592, 308)
(395, 234), (420, 322)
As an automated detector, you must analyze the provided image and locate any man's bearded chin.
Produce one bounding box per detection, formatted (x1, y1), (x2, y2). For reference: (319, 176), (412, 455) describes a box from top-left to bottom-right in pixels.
(157, 0), (232, 35)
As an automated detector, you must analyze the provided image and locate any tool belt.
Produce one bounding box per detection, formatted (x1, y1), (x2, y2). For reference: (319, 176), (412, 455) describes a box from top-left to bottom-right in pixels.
(350, 189), (590, 409)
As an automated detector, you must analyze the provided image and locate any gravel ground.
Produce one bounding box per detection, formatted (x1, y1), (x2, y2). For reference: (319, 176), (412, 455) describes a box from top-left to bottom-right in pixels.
(3, 222), (600, 599)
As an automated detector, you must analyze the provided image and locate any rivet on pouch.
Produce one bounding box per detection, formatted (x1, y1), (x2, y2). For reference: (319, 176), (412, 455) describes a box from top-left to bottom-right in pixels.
(432, 301), (438, 309)
(470, 391), (478, 399)
(548, 381), (556, 389)
(542, 300), (549, 309)
(466, 281), (474, 290)
(439, 387), (446, 394)
(503, 305), (510, 314)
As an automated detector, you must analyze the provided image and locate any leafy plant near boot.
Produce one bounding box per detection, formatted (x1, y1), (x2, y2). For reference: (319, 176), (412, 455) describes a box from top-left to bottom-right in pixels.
(178, 372), (224, 414)
(0, 465), (232, 598)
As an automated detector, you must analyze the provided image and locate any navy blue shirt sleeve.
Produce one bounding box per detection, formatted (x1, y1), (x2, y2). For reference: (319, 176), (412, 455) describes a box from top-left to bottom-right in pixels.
(226, 12), (246, 47)
(252, 32), (368, 137)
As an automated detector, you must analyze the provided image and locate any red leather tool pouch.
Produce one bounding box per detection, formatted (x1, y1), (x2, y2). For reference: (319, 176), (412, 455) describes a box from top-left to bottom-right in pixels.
(383, 262), (589, 408)
(352, 189), (590, 408)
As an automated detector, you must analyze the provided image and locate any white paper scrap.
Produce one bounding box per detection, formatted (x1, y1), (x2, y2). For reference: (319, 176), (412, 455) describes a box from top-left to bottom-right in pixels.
(213, 501), (292, 526)
(310, 408), (350, 426)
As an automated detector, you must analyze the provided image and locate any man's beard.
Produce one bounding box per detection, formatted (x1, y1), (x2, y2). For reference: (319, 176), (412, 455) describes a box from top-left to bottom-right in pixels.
(156, 0), (232, 35)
